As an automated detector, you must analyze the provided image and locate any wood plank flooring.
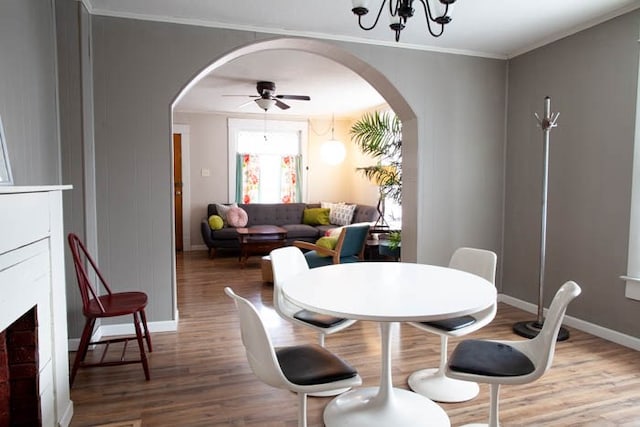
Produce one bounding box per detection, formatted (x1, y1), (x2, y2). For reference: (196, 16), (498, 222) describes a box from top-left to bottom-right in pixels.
(69, 250), (640, 426)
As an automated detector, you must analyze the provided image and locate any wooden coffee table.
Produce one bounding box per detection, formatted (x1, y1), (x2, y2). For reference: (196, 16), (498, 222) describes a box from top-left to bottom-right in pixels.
(236, 225), (288, 267)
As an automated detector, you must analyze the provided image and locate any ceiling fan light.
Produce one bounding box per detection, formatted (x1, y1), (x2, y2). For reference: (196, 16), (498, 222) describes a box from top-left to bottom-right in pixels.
(255, 98), (276, 111)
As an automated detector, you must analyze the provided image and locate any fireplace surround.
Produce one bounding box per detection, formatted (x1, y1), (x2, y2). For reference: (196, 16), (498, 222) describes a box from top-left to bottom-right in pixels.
(0, 186), (73, 426)
(0, 307), (39, 426)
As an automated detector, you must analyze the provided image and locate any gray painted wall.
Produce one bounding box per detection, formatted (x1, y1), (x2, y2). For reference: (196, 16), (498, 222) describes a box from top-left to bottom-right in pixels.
(56, 0), (98, 338)
(85, 16), (506, 335)
(0, 1), (60, 185)
(504, 11), (640, 337)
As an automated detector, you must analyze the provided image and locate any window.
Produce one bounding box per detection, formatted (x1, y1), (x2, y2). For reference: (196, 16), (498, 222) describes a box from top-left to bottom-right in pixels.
(228, 119), (308, 204)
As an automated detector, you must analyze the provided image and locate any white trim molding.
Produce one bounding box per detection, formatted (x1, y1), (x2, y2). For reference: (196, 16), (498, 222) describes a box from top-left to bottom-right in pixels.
(67, 319), (179, 352)
(499, 293), (640, 351)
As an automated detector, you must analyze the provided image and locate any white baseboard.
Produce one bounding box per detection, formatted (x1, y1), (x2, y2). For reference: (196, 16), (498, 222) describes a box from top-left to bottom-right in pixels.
(190, 244), (207, 251)
(499, 293), (640, 351)
(67, 319), (178, 351)
(58, 401), (74, 427)
(68, 294), (639, 353)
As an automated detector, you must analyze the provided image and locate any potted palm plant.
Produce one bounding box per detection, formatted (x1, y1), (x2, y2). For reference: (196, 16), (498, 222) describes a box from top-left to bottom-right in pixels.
(350, 111), (402, 259)
(350, 111), (402, 209)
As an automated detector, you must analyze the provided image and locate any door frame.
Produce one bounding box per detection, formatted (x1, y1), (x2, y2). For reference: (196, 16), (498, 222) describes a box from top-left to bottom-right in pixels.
(173, 124), (191, 250)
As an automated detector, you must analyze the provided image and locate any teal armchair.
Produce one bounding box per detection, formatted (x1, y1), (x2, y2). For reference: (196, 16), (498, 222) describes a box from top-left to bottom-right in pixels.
(294, 223), (370, 269)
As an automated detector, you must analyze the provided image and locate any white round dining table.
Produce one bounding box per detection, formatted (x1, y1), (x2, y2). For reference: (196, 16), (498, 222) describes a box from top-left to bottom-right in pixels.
(282, 261), (497, 427)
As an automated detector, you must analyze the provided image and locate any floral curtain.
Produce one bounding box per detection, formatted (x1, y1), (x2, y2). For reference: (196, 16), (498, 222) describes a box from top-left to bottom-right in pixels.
(280, 155), (302, 203)
(236, 153), (302, 203)
(236, 153), (260, 204)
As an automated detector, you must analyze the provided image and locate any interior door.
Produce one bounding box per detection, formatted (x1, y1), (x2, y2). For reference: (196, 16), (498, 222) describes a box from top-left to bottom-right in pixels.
(173, 133), (183, 252)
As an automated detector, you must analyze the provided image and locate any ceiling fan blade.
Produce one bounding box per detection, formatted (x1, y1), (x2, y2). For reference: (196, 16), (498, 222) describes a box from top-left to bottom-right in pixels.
(276, 94), (311, 101)
(237, 99), (257, 109)
(223, 94), (257, 98)
(275, 99), (291, 110)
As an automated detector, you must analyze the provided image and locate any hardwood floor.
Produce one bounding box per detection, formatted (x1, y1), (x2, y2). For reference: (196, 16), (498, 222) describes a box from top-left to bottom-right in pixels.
(70, 250), (640, 426)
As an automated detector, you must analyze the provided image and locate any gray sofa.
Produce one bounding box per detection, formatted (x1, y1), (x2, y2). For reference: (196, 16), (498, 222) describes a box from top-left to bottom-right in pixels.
(200, 202), (378, 257)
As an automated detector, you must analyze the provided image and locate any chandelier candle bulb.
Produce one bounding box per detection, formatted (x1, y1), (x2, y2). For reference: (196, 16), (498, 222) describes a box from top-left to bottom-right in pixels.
(351, 0), (370, 15)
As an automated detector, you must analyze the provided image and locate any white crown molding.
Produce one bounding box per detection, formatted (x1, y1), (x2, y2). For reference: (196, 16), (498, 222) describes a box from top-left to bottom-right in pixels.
(81, 0), (640, 60)
(79, 0), (507, 60)
(507, 3), (640, 58)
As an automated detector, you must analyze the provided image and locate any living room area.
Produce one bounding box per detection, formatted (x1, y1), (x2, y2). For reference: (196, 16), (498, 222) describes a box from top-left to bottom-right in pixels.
(171, 54), (402, 258)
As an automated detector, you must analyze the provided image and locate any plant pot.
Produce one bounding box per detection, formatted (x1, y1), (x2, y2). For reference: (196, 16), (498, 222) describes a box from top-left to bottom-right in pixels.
(378, 242), (401, 260)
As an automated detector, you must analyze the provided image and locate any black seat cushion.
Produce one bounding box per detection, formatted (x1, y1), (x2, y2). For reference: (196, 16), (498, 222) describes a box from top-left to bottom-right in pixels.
(449, 339), (535, 377)
(422, 315), (476, 331)
(276, 344), (358, 386)
(294, 309), (347, 328)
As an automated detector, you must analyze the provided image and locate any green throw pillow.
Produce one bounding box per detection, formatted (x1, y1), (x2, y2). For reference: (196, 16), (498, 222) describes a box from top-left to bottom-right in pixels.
(315, 236), (338, 257)
(303, 208), (331, 226)
(208, 215), (224, 230)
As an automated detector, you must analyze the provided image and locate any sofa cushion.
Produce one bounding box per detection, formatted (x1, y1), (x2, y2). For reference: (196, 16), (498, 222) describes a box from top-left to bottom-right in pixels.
(210, 227), (240, 240)
(282, 224), (320, 240)
(239, 203), (306, 227)
(353, 204), (379, 224)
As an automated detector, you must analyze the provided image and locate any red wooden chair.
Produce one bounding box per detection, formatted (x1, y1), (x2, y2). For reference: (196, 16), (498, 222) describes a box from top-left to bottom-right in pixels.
(67, 232), (152, 386)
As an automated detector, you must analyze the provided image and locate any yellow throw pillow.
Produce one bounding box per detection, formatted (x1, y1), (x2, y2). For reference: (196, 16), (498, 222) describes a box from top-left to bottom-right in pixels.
(208, 215), (224, 230)
(315, 236), (338, 257)
(303, 208), (330, 225)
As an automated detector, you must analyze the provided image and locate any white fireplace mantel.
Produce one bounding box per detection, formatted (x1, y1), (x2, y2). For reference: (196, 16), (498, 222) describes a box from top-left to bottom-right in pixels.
(0, 186), (73, 426)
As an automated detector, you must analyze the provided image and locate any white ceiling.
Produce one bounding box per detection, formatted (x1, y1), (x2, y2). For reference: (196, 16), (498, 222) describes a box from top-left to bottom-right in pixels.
(174, 50), (388, 118)
(84, 0), (640, 117)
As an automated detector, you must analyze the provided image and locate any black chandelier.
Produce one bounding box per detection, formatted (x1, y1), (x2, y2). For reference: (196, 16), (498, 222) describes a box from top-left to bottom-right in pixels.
(351, 0), (456, 42)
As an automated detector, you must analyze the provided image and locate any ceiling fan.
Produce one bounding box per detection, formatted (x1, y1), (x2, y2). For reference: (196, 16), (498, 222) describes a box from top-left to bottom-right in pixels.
(226, 81), (311, 111)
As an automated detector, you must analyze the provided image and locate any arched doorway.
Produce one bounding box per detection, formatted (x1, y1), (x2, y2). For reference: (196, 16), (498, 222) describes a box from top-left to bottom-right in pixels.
(169, 38), (418, 313)
(172, 38), (417, 251)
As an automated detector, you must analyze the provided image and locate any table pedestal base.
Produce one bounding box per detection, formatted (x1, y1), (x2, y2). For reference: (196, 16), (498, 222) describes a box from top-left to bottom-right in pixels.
(408, 368), (479, 403)
(323, 387), (450, 427)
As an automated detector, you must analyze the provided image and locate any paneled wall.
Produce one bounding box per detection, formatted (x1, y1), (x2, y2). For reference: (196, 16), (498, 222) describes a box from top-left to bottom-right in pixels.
(504, 10), (640, 337)
(0, 1), (60, 185)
